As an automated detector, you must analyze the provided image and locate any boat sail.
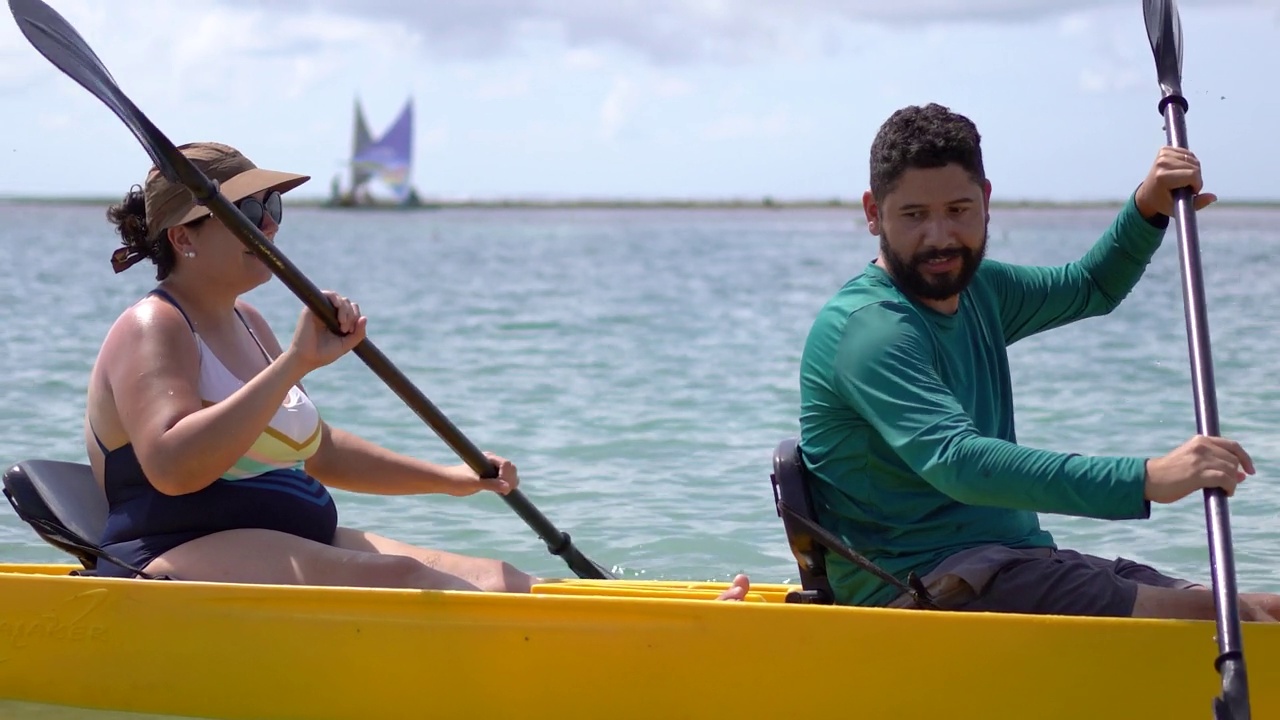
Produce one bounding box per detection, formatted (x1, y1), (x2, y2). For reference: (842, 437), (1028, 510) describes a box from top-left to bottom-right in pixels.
(328, 97), (422, 207)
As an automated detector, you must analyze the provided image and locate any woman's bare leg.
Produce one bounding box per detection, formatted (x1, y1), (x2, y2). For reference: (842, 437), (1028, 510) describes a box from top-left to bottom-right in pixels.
(332, 527), (540, 592)
(146, 526), (755, 599)
(331, 528), (754, 599)
(144, 528), (484, 590)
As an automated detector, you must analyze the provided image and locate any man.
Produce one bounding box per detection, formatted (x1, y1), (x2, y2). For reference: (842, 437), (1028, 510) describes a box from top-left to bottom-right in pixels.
(797, 102), (1276, 621)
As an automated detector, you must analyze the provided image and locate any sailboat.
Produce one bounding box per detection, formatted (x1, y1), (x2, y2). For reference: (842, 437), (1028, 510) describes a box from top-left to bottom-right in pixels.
(327, 97), (424, 208)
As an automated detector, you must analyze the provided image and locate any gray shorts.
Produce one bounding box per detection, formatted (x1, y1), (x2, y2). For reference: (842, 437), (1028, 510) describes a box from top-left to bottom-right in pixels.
(886, 544), (1202, 617)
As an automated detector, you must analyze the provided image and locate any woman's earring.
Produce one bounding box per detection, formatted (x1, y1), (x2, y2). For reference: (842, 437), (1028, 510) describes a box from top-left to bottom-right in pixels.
(184, 251), (196, 258)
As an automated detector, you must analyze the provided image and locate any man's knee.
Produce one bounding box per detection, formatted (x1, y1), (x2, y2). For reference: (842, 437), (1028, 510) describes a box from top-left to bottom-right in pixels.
(1133, 584), (1276, 622)
(1132, 584), (1215, 619)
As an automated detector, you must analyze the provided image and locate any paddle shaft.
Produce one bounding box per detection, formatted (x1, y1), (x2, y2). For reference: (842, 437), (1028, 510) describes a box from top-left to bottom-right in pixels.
(7, 0), (613, 581)
(1158, 94), (1249, 719)
(202, 184), (613, 580)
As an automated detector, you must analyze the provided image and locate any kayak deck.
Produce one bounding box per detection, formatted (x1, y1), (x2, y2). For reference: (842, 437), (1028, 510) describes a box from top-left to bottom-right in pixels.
(2, 563), (1278, 720)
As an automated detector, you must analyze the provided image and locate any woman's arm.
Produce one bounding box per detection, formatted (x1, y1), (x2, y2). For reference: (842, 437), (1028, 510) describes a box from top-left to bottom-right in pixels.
(304, 424), (514, 496)
(235, 302), (516, 498)
(106, 299), (309, 496)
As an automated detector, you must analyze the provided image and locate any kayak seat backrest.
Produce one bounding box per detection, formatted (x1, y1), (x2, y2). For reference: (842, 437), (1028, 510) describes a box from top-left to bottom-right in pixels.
(2, 459), (108, 571)
(769, 437), (834, 604)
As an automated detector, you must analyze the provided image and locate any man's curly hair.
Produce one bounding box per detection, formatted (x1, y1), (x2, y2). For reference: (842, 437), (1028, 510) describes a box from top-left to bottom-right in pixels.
(869, 103), (986, 202)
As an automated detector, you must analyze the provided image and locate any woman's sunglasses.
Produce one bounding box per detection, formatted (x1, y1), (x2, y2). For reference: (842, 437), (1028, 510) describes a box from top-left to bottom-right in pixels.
(236, 190), (284, 230)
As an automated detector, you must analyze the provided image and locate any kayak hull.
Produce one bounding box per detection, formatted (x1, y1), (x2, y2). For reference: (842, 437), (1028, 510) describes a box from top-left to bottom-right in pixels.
(2, 563), (1277, 720)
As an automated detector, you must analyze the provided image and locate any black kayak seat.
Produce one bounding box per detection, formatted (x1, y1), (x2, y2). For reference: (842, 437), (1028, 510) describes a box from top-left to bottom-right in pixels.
(768, 437), (835, 605)
(2, 459), (108, 571)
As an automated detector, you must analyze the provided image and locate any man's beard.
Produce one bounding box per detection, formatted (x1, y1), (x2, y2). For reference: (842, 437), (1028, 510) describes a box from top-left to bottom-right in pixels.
(880, 229), (987, 302)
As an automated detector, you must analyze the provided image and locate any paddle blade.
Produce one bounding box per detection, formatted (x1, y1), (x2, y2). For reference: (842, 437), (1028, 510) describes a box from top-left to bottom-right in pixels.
(9, 0), (619, 585)
(1143, 0), (1184, 97)
(576, 554), (616, 581)
(7, 0), (178, 181)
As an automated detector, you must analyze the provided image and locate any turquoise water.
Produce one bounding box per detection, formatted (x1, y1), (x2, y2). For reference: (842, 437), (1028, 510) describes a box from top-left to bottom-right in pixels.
(1, 201), (1278, 718)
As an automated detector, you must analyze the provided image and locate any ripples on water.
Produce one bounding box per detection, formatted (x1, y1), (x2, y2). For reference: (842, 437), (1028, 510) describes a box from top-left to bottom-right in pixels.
(2, 201), (1278, 592)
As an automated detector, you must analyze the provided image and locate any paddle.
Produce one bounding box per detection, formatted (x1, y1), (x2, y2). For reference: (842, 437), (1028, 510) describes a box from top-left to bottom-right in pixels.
(7, 0), (616, 582)
(1142, 1), (1249, 717)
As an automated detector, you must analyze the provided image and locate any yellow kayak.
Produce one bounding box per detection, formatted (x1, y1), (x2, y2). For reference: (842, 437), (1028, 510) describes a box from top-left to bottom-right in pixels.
(5, 444), (1279, 719)
(1, 561), (1278, 720)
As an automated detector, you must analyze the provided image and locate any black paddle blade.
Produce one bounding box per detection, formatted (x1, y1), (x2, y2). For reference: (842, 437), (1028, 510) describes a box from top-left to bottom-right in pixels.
(1143, 0), (1184, 97)
(7, 0), (181, 183)
(567, 548), (615, 581)
(9, 0), (618, 581)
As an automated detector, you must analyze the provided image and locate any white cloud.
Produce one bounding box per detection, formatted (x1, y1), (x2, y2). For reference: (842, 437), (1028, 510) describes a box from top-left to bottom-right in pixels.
(599, 76), (638, 141)
(701, 108), (805, 141)
(37, 112), (74, 130)
(2, 0), (418, 110)
(420, 123), (449, 150)
(595, 72), (699, 141)
(461, 121), (557, 151)
(1079, 67), (1144, 94)
(562, 47), (605, 70)
(1057, 12), (1094, 37)
(1069, 13), (1148, 94)
(474, 72), (533, 100)
(220, 0), (1246, 65)
(653, 76), (695, 98)
(5, 0), (1247, 103)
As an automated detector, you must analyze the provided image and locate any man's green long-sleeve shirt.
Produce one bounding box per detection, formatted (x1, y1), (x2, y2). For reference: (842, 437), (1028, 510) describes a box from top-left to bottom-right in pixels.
(798, 194), (1168, 606)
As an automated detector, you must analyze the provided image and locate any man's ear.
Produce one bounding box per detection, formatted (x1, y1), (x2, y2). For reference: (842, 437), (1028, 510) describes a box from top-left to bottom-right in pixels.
(862, 190), (880, 236)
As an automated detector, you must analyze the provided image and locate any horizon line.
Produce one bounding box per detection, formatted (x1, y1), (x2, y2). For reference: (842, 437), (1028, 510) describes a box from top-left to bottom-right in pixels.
(2, 194), (1278, 211)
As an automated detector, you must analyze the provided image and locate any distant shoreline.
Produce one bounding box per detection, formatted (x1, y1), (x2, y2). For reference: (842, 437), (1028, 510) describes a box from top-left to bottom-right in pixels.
(3, 195), (1278, 211)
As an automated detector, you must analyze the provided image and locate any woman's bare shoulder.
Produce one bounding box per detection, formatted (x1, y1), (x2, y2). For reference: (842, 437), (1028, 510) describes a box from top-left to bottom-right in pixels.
(98, 295), (198, 368)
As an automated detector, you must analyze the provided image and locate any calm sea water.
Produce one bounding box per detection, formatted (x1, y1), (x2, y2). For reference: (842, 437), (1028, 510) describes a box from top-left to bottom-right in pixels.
(1, 200), (1278, 718)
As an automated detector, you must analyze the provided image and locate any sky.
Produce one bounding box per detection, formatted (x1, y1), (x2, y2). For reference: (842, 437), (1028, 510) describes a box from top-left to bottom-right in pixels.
(1, 0), (1277, 202)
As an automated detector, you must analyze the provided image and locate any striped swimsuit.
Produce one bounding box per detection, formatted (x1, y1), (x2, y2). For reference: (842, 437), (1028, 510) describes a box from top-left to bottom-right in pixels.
(95, 289), (338, 578)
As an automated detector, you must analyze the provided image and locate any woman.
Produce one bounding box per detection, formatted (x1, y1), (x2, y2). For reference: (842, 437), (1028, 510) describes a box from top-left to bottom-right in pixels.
(86, 141), (749, 599)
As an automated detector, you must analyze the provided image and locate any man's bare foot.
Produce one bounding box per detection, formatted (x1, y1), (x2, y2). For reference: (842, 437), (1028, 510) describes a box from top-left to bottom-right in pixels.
(716, 574), (750, 601)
